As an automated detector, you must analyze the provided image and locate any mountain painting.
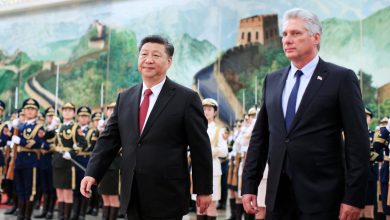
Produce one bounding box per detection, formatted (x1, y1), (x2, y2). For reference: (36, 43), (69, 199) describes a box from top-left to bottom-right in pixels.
(0, 0), (389, 125)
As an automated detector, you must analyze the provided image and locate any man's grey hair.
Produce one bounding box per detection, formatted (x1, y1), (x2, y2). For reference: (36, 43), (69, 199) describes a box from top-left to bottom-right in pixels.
(283, 8), (322, 50)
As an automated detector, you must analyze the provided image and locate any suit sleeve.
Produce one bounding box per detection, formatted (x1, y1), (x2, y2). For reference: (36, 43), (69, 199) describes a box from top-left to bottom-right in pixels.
(339, 70), (370, 208)
(242, 75), (269, 195)
(85, 94), (122, 183)
(185, 92), (213, 195)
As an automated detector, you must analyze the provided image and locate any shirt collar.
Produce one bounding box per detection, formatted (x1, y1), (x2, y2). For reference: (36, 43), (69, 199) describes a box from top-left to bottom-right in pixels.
(26, 119), (36, 125)
(142, 77), (166, 97)
(290, 55), (319, 77)
(63, 120), (73, 126)
(208, 121), (216, 128)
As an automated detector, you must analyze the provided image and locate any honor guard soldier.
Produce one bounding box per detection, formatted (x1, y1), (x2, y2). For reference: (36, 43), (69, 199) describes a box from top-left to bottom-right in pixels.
(97, 102), (121, 220)
(4, 108), (25, 215)
(361, 108), (380, 219)
(377, 117), (390, 219)
(192, 98), (228, 219)
(226, 120), (242, 220)
(53, 103), (87, 220)
(231, 107), (257, 220)
(9, 98), (46, 220)
(72, 106), (93, 220)
(0, 100), (10, 194)
(34, 106), (59, 219)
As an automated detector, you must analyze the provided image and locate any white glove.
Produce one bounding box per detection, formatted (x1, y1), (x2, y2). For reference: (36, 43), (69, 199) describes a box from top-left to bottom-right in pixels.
(73, 143), (79, 150)
(62, 151), (71, 160)
(387, 120), (390, 133)
(12, 118), (20, 128)
(7, 121), (12, 130)
(11, 135), (21, 145)
(47, 118), (60, 131)
(6, 141), (12, 146)
(98, 119), (105, 132)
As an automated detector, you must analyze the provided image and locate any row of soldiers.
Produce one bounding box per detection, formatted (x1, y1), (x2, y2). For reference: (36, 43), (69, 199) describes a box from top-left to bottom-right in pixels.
(0, 98), (121, 220)
(193, 103), (390, 220)
(188, 97), (261, 220)
(364, 108), (390, 220)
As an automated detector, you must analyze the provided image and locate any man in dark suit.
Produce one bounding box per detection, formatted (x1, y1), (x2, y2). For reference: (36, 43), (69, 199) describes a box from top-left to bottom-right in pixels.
(80, 35), (213, 220)
(241, 8), (369, 220)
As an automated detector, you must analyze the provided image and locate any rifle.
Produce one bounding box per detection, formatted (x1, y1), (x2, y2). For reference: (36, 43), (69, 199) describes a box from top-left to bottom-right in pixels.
(6, 90), (19, 180)
(231, 152), (241, 187)
(6, 127), (18, 180)
(227, 156), (235, 186)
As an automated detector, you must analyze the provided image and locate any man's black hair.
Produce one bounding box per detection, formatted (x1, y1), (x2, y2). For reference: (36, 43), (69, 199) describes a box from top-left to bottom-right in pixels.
(138, 35), (174, 57)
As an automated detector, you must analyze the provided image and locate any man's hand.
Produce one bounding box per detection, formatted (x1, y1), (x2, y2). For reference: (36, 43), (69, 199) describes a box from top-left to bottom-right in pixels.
(80, 176), (96, 198)
(339, 203), (360, 220)
(242, 194), (258, 214)
(196, 194), (211, 214)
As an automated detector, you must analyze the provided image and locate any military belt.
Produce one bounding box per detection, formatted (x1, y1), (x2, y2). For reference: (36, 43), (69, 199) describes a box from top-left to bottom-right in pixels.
(17, 146), (38, 153)
(77, 152), (92, 156)
(54, 146), (72, 152)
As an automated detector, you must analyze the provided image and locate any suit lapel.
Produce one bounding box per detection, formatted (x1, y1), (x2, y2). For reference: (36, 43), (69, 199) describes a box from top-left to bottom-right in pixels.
(126, 84), (142, 138)
(139, 77), (176, 140)
(287, 58), (328, 134)
(275, 67), (290, 136)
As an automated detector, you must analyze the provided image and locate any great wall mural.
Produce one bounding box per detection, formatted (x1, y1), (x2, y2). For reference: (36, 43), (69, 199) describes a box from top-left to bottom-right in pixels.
(0, 0), (390, 125)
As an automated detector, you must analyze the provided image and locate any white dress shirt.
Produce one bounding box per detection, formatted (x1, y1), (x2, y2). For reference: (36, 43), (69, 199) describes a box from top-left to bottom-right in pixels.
(139, 77), (166, 131)
(282, 55), (319, 117)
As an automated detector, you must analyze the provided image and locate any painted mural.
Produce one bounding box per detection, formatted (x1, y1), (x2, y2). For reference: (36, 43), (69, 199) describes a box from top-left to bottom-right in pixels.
(0, 0), (389, 125)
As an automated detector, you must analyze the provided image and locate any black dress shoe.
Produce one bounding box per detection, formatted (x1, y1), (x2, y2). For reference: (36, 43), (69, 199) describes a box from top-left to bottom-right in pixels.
(217, 203), (226, 210)
(4, 206), (17, 215)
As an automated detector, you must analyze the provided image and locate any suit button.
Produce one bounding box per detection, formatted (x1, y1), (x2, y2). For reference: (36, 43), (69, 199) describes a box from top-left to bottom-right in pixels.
(285, 138), (290, 143)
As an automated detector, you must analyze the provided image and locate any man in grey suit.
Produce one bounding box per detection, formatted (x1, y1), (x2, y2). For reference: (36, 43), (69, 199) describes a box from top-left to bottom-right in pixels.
(80, 35), (212, 220)
(241, 8), (369, 220)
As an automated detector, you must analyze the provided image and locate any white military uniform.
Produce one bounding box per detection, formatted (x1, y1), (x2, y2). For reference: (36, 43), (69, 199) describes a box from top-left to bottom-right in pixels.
(234, 118), (256, 197)
(192, 121), (228, 201)
(257, 164), (269, 207)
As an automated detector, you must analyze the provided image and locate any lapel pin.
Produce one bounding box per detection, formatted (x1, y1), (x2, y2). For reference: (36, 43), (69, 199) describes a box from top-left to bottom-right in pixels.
(317, 76), (323, 81)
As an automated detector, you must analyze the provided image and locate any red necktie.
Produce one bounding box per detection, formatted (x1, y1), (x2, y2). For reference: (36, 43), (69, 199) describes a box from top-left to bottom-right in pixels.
(139, 89), (153, 133)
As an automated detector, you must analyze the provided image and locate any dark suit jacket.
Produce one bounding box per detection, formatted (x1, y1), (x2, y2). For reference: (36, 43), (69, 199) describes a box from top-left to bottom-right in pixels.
(242, 58), (369, 213)
(86, 77), (213, 217)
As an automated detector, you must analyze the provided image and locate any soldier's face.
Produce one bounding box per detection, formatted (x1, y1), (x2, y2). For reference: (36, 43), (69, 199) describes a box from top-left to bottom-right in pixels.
(0, 109), (3, 117)
(46, 115), (53, 124)
(203, 106), (216, 121)
(24, 107), (37, 120)
(93, 120), (99, 128)
(78, 115), (90, 126)
(106, 108), (114, 118)
(62, 108), (75, 120)
(138, 43), (172, 82)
